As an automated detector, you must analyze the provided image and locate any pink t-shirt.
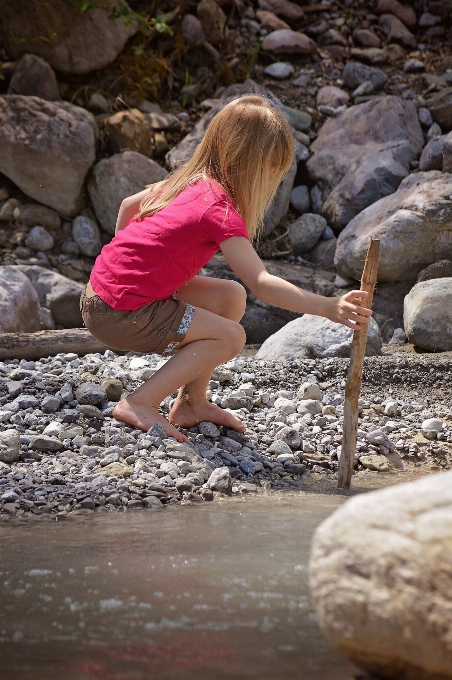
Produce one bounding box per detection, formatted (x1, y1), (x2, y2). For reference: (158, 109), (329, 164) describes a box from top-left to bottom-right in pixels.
(90, 179), (249, 310)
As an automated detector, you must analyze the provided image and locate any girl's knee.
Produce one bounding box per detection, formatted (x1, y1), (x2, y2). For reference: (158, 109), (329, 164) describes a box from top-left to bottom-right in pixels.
(226, 321), (246, 354)
(226, 281), (247, 319)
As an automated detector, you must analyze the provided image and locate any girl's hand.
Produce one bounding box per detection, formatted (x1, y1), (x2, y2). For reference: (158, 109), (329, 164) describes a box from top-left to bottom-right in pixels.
(324, 290), (373, 330)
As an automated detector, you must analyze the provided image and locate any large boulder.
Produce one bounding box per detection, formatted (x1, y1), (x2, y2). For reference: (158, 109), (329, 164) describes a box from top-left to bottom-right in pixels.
(7, 53), (60, 101)
(166, 81), (296, 236)
(404, 278), (452, 351)
(0, 266), (41, 332)
(0, 0), (138, 75)
(256, 315), (382, 360)
(88, 151), (168, 234)
(0, 95), (96, 216)
(306, 96), (424, 230)
(335, 171), (452, 283)
(16, 265), (84, 327)
(309, 470), (452, 680)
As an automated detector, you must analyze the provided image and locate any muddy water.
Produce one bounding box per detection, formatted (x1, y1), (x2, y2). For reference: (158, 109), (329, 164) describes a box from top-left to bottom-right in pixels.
(0, 492), (358, 680)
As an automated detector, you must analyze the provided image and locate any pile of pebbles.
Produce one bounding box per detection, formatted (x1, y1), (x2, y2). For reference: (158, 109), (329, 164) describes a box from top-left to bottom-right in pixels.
(0, 349), (451, 519)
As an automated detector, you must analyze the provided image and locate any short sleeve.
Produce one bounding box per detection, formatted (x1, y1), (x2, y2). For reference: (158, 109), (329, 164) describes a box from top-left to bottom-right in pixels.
(201, 199), (249, 244)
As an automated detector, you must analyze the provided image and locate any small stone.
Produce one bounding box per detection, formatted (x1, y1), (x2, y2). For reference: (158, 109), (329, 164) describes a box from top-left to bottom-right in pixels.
(267, 441), (291, 458)
(211, 366), (234, 382)
(261, 29), (316, 55)
(100, 378), (124, 401)
(144, 496), (163, 509)
(72, 215), (102, 257)
(198, 421), (221, 438)
(353, 28), (381, 48)
(405, 58), (425, 74)
(25, 226), (54, 252)
(80, 497), (96, 510)
(422, 418), (443, 437)
(353, 80), (374, 97)
(201, 488), (214, 501)
(280, 104), (312, 132)
(389, 328), (406, 345)
(343, 62), (388, 91)
(264, 62), (294, 79)
(175, 478), (194, 493)
(87, 93), (109, 114)
(297, 400), (322, 416)
(274, 397), (297, 415)
(290, 185), (310, 213)
(366, 429), (395, 451)
(298, 382), (323, 401)
(207, 467), (232, 494)
(316, 86), (349, 109)
(275, 426), (302, 450)
(384, 401), (398, 416)
(75, 382), (107, 406)
(98, 462), (132, 477)
(41, 395), (61, 413)
(359, 454), (390, 472)
(13, 203), (60, 229)
(30, 435), (64, 452)
(293, 73), (310, 87)
(239, 460), (255, 475)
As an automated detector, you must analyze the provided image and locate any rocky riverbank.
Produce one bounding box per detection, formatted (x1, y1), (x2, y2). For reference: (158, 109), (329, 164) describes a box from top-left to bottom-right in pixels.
(0, 345), (451, 520)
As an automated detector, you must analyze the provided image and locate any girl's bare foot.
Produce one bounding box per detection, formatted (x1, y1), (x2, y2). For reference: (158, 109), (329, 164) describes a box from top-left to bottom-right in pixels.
(113, 398), (189, 442)
(169, 397), (245, 432)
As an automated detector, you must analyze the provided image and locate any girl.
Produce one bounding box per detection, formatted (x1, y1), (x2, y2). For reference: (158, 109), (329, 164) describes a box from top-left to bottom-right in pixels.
(81, 95), (371, 443)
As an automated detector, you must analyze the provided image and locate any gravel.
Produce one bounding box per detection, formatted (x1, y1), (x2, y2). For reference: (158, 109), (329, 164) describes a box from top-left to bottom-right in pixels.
(0, 347), (451, 520)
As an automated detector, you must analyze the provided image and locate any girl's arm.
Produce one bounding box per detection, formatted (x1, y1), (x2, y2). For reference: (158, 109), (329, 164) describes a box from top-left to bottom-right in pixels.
(115, 189), (151, 234)
(220, 237), (372, 330)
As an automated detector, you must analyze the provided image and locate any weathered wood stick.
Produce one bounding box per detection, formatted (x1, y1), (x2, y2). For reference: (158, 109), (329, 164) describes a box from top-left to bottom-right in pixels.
(0, 329), (110, 361)
(337, 238), (380, 490)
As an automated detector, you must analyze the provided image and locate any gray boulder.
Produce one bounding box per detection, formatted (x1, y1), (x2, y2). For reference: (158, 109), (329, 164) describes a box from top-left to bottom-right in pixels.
(256, 314), (382, 360)
(428, 87), (452, 131)
(288, 213), (326, 254)
(404, 278), (452, 351)
(290, 185), (310, 213)
(306, 96), (424, 230)
(0, 0), (138, 75)
(342, 62), (388, 90)
(72, 215), (102, 257)
(418, 135), (445, 171)
(0, 266), (41, 332)
(12, 204), (60, 230)
(0, 95), (96, 216)
(17, 265), (84, 327)
(0, 430), (20, 463)
(241, 304), (286, 344)
(7, 53), (60, 100)
(417, 260), (452, 283)
(261, 29), (316, 54)
(309, 470), (452, 680)
(335, 171), (452, 283)
(25, 226), (54, 252)
(88, 151), (167, 234)
(309, 238), (337, 268)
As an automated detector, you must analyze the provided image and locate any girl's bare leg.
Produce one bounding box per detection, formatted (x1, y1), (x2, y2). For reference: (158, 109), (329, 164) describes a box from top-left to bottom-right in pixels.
(167, 277), (247, 431)
(113, 304), (246, 441)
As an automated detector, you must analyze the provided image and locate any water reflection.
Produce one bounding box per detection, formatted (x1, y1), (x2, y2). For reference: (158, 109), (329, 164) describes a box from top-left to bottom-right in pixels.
(0, 492), (358, 680)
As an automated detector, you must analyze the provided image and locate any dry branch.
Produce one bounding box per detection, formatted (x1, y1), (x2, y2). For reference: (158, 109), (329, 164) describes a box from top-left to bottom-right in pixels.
(337, 238), (381, 489)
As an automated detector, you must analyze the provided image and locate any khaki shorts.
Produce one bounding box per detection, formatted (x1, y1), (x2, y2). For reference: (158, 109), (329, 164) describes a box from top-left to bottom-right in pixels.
(80, 286), (194, 356)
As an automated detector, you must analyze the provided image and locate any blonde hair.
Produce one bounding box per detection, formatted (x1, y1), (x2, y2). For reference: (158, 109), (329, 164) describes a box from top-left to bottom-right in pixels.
(136, 95), (294, 239)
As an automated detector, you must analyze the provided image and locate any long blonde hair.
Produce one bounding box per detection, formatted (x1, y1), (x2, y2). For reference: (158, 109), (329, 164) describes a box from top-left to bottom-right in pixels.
(136, 95), (294, 239)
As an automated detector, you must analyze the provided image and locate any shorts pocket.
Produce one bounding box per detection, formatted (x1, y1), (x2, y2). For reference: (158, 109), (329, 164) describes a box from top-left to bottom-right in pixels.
(132, 300), (162, 331)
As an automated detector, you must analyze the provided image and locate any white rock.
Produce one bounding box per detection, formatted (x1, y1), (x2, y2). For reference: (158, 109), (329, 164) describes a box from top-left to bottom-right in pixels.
(274, 397), (297, 415)
(0, 429), (20, 463)
(256, 315), (382, 360)
(297, 399), (322, 416)
(384, 401), (398, 416)
(421, 418), (443, 432)
(309, 470), (452, 679)
(298, 382), (323, 401)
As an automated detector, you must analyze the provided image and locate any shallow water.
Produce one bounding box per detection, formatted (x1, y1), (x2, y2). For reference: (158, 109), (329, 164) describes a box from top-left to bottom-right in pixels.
(0, 492), (358, 680)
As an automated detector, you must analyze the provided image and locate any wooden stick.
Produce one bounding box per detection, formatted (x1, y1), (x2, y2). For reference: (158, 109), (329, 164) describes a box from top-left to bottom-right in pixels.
(0, 329), (111, 361)
(337, 239), (380, 489)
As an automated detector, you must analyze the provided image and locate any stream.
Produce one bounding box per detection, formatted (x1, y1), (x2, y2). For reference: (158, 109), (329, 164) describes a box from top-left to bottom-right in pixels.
(0, 491), (358, 680)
